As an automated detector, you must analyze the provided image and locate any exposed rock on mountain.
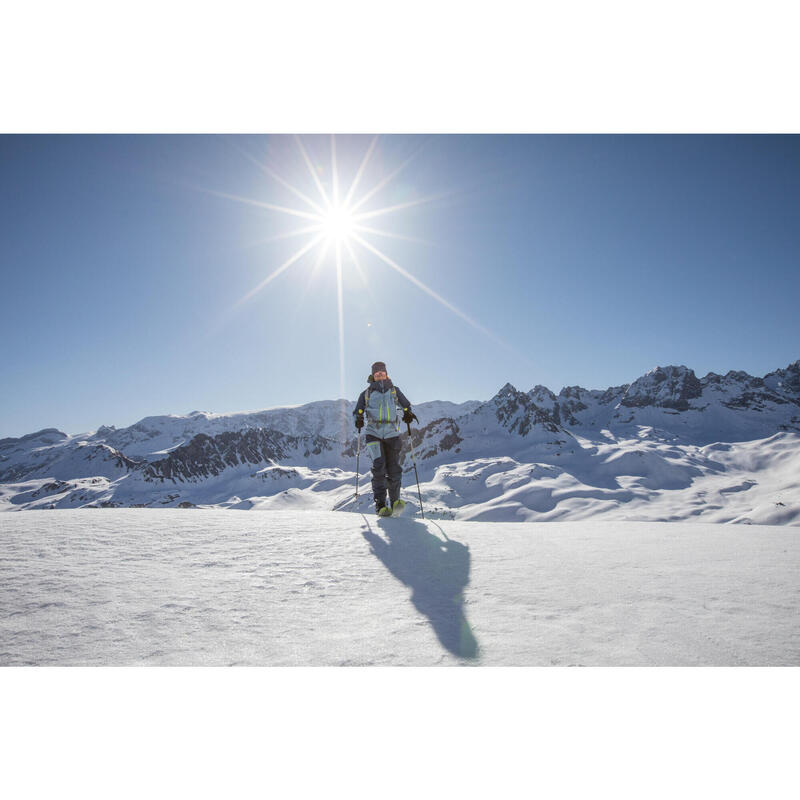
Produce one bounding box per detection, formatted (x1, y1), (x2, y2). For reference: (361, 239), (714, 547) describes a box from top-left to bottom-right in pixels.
(488, 382), (564, 436)
(620, 366), (703, 412)
(144, 429), (337, 483)
(407, 418), (464, 461)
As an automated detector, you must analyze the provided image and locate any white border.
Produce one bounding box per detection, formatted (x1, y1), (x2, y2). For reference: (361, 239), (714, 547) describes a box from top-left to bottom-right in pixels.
(3, 1), (799, 132)
(2, 668), (797, 798)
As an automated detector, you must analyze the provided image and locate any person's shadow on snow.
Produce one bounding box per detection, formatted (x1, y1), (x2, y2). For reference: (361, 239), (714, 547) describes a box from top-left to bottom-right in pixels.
(361, 516), (479, 660)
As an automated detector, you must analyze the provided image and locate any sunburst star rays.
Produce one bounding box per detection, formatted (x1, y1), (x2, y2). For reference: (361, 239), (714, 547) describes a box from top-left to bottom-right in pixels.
(236, 234), (325, 308)
(350, 232), (517, 355)
(342, 135), (378, 209)
(200, 187), (321, 222)
(207, 135), (532, 377)
(225, 138), (327, 216)
(294, 134), (332, 209)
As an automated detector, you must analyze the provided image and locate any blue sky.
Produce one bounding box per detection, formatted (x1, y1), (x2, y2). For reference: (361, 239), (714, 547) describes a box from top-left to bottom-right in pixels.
(1, 134), (799, 438)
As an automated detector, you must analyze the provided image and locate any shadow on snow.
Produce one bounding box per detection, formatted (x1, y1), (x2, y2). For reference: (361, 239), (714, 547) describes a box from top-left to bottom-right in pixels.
(360, 514), (479, 660)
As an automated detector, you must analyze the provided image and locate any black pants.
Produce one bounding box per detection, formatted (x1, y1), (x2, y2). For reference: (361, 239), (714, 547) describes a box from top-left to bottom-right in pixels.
(366, 434), (403, 506)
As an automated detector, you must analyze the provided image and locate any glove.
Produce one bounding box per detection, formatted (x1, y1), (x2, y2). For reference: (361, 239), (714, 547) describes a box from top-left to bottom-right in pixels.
(402, 408), (418, 425)
(355, 414), (364, 431)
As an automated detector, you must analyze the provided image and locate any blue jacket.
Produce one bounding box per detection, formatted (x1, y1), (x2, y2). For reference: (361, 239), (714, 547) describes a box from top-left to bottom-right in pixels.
(354, 378), (412, 440)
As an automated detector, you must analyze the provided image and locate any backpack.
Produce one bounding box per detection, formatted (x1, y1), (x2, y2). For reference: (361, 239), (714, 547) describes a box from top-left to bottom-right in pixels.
(364, 385), (399, 424)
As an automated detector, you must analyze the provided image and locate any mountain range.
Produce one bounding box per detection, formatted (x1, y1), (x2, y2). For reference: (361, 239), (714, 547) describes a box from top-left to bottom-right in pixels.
(2, 360), (799, 524)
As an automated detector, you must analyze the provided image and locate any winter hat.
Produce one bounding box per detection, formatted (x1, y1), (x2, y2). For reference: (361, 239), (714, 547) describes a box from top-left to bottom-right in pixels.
(371, 361), (387, 375)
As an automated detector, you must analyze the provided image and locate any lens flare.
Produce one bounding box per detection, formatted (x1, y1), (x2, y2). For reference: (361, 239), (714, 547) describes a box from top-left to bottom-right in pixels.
(205, 135), (530, 404)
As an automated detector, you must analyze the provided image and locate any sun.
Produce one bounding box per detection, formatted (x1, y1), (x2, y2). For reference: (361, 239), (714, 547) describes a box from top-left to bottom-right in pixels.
(205, 135), (522, 403)
(321, 203), (356, 243)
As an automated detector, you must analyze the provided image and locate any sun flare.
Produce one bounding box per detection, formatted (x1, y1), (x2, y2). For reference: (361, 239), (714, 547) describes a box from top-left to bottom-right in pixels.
(321, 204), (356, 243)
(208, 135), (521, 403)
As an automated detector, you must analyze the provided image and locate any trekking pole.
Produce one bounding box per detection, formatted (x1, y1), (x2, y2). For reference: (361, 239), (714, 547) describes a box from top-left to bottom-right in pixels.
(354, 431), (361, 500)
(405, 422), (424, 519)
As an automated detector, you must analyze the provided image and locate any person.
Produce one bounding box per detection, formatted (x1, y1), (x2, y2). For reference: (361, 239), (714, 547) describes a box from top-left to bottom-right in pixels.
(353, 361), (418, 516)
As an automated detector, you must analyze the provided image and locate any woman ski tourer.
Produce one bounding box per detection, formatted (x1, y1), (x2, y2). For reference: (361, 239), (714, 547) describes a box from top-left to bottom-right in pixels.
(354, 361), (418, 516)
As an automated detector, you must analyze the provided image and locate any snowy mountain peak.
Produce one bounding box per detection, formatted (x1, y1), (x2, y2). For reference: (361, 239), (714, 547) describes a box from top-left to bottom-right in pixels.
(764, 360), (800, 393)
(0, 428), (68, 448)
(620, 365), (703, 411)
(495, 382), (519, 398)
(558, 385), (584, 400)
(528, 385), (558, 403)
(485, 382), (564, 437)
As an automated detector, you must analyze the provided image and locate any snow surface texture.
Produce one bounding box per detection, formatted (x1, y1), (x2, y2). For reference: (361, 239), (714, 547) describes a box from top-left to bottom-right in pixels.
(1, 510), (798, 666)
(1, 360), (799, 525)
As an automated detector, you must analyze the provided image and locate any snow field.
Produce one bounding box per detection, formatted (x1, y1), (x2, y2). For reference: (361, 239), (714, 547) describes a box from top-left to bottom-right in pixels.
(1, 509), (798, 666)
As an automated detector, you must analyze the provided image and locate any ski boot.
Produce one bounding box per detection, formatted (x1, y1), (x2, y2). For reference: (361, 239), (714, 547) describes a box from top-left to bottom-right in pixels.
(391, 498), (406, 516)
(376, 499), (392, 517)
